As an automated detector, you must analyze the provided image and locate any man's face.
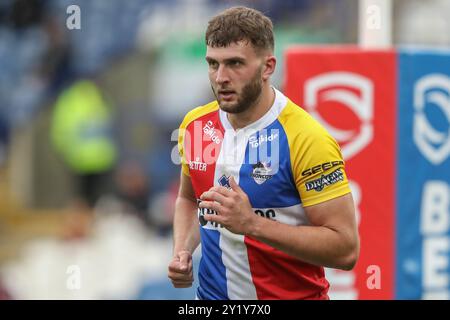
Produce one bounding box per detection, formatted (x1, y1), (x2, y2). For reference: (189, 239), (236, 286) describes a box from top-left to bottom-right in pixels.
(206, 41), (265, 114)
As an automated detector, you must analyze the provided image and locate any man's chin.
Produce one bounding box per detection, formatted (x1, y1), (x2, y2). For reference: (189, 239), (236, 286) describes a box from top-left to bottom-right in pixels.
(218, 101), (238, 113)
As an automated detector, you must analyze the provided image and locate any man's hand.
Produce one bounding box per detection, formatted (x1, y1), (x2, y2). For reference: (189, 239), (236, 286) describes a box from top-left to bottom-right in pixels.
(168, 250), (194, 288)
(198, 176), (256, 235)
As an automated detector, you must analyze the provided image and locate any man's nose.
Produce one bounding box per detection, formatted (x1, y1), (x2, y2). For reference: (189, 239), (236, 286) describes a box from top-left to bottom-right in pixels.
(215, 64), (230, 84)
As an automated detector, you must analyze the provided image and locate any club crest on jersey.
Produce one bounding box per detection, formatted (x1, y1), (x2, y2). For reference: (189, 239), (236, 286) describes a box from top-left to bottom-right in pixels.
(250, 161), (273, 185)
(305, 168), (344, 192)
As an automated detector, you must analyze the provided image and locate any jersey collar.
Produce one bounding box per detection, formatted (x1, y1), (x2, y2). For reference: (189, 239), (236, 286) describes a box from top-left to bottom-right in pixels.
(219, 87), (287, 133)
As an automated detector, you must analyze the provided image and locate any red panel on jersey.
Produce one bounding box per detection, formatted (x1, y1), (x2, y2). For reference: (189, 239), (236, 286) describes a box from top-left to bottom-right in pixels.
(184, 110), (224, 197)
(245, 236), (330, 299)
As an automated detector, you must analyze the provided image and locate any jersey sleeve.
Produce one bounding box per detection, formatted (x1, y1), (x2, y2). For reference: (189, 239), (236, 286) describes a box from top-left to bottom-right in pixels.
(178, 118), (190, 177)
(290, 127), (351, 207)
(177, 102), (220, 177)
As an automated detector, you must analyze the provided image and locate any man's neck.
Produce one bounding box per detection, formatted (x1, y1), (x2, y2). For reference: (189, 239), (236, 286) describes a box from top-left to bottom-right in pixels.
(227, 83), (275, 131)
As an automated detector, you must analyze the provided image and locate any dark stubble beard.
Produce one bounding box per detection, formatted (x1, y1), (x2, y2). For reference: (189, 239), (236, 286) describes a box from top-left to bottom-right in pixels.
(213, 67), (263, 114)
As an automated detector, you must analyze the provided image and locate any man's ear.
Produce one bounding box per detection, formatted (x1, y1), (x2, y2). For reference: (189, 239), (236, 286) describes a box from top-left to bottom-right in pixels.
(262, 55), (276, 81)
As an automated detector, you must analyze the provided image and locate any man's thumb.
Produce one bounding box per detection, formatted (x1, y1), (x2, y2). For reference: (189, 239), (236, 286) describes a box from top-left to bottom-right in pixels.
(178, 251), (191, 270)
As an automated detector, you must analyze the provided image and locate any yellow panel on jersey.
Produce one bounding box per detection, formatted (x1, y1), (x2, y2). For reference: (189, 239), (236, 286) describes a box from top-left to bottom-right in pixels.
(278, 100), (351, 207)
(178, 101), (220, 176)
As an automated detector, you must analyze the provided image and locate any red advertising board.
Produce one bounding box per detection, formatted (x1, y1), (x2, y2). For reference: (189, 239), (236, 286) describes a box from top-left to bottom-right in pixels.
(284, 46), (396, 299)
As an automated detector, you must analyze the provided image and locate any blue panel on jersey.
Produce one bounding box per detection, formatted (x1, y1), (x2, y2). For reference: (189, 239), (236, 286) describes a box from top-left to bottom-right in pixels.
(396, 48), (450, 299)
(197, 227), (228, 300)
(239, 119), (301, 208)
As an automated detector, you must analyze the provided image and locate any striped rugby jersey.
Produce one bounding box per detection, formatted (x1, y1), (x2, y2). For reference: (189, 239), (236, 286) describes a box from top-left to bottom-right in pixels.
(178, 88), (351, 300)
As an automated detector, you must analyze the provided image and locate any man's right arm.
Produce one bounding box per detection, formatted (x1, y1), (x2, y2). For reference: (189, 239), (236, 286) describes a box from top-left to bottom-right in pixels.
(173, 171), (200, 254)
(168, 171), (200, 288)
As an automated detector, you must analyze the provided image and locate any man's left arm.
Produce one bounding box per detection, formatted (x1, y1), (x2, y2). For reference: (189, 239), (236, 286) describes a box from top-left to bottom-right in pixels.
(199, 177), (359, 271)
(248, 192), (360, 270)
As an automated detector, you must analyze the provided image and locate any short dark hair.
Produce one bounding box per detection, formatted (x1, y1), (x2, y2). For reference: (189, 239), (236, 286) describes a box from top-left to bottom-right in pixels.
(205, 6), (274, 53)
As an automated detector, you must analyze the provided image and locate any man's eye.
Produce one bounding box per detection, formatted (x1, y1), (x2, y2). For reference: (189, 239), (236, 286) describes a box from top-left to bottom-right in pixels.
(209, 61), (218, 68)
(230, 61), (241, 66)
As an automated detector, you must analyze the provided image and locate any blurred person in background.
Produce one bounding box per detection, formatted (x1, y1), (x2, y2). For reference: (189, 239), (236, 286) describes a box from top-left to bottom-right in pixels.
(147, 177), (179, 237)
(168, 6), (359, 300)
(113, 160), (151, 225)
(50, 78), (118, 238)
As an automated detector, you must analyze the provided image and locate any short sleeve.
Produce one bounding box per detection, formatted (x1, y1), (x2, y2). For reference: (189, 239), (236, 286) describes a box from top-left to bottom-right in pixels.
(178, 120), (190, 177)
(177, 101), (220, 177)
(291, 129), (351, 207)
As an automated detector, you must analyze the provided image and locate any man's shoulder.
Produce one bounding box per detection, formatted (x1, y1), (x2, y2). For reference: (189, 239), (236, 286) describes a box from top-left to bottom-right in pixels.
(180, 101), (219, 129)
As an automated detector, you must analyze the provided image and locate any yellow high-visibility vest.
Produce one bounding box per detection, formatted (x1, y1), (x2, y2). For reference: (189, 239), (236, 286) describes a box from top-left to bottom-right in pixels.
(51, 80), (117, 174)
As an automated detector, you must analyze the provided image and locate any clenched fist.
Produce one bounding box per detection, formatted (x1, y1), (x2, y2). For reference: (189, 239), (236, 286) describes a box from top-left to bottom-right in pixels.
(168, 250), (194, 288)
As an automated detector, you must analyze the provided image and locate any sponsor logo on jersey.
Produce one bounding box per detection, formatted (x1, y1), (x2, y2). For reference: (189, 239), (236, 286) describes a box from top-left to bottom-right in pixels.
(189, 157), (207, 172)
(197, 199), (222, 229)
(203, 120), (221, 144)
(198, 174), (231, 229)
(249, 132), (279, 148)
(301, 160), (344, 177)
(305, 168), (344, 192)
(218, 174), (231, 189)
(254, 209), (276, 220)
(250, 161), (273, 184)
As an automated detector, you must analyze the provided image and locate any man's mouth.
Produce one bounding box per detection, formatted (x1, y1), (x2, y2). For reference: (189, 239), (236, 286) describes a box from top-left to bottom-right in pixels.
(218, 90), (236, 100)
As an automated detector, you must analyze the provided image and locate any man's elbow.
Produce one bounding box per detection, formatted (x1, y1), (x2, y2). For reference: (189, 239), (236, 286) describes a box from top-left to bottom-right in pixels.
(337, 240), (360, 271)
(339, 251), (358, 271)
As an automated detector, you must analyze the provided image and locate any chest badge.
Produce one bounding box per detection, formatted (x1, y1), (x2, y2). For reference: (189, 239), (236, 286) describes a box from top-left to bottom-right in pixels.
(250, 161), (273, 185)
